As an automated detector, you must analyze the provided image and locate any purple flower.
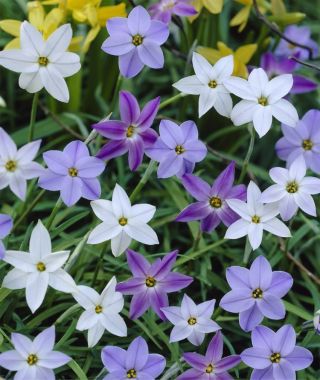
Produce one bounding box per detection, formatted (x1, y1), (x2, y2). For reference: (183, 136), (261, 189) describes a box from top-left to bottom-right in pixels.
(146, 120), (207, 178)
(102, 6), (169, 78)
(261, 52), (317, 94)
(276, 109), (320, 174)
(0, 214), (12, 259)
(101, 336), (166, 380)
(220, 256), (293, 332)
(116, 249), (193, 320)
(178, 331), (241, 380)
(38, 140), (105, 207)
(93, 91), (160, 171)
(149, 0), (197, 24)
(0, 326), (71, 380)
(176, 162), (246, 232)
(241, 325), (313, 380)
(274, 25), (318, 60)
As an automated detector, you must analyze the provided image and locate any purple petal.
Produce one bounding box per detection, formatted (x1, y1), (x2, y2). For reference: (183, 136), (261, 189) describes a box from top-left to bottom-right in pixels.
(0, 214), (13, 239)
(258, 294), (285, 319)
(268, 271), (293, 297)
(81, 178), (101, 200)
(145, 20), (169, 45)
(126, 336), (149, 371)
(150, 250), (178, 279)
(220, 289), (254, 313)
(249, 256), (272, 290)
(200, 212), (221, 232)
(183, 352), (207, 371)
(0, 241), (5, 259)
(116, 278), (145, 295)
(215, 355), (241, 373)
(43, 150), (69, 175)
(92, 120), (127, 140)
(227, 184), (247, 200)
(261, 52), (277, 73)
(137, 96), (160, 130)
(119, 91), (140, 125)
(101, 33), (133, 56)
(106, 17), (129, 35)
(285, 346), (313, 370)
(33, 326), (55, 353)
(127, 6), (151, 35)
(142, 354), (166, 377)
(176, 202), (211, 222)
(218, 206), (239, 227)
(157, 152), (183, 178)
(129, 291), (150, 319)
(273, 325), (296, 356)
(177, 368), (205, 380)
(291, 75), (317, 94)
(101, 346), (126, 372)
(251, 367), (274, 380)
(149, 288), (168, 319)
(77, 157), (105, 178)
(241, 347), (271, 369)
(239, 303), (264, 332)
(96, 140), (128, 160)
(64, 140), (89, 164)
(252, 325), (274, 351)
(126, 249), (151, 277)
(181, 121), (198, 142)
(206, 330), (223, 363)
(159, 119), (184, 147)
(273, 360), (296, 380)
(138, 41), (164, 68)
(60, 176), (82, 206)
(183, 140), (207, 162)
(38, 170), (65, 191)
(141, 128), (158, 147)
(173, 2), (197, 16)
(181, 174), (210, 201)
(158, 272), (193, 292)
(226, 266), (250, 289)
(119, 48), (144, 78)
(0, 350), (24, 370)
(211, 162), (235, 198)
(128, 136), (144, 171)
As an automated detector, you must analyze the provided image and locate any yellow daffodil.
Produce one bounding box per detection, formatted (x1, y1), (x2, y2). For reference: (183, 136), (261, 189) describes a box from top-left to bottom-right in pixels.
(197, 42), (257, 78)
(190, 0), (224, 22)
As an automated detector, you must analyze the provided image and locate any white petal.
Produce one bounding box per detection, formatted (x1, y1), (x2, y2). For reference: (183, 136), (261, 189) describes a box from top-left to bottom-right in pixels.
(226, 199), (251, 221)
(252, 106), (273, 138)
(294, 192), (317, 216)
(19, 71), (43, 93)
(213, 92), (233, 117)
(3, 250), (35, 272)
(100, 313), (127, 337)
(40, 65), (69, 103)
(29, 220), (52, 261)
(90, 199), (114, 221)
(161, 307), (183, 324)
(26, 272), (49, 313)
(50, 52), (80, 77)
(87, 323), (105, 347)
(225, 219), (249, 239)
(279, 196), (298, 221)
(230, 100), (256, 126)
(248, 223), (263, 250)
(72, 285), (100, 309)
(76, 310), (99, 330)
(289, 155), (306, 181)
(212, 55), (233, 82)
(0, 49), (38, 73)
(263, 218), (291, 237)
(224, 77), (256, 101)
(187, 329), (205, 346)
(248, 68), (269, 98)
(173, 75), (204, 95)
(2, 268), (27, 289)
(170, 322), (192, 342)
(48, 269), (77, 293)
(129, 204), (156, 223)
(112, 183), (131, 218)
(260, 203), (280, 222)
(0, 127), (17, 158)
(266, 74), (293, 104)
(261, 185), (285, 204)
(100, 276), (116, 300)
(44, 24), (72, 58)
(87, 221), (122, 245)
(125, 223), (159, 245)
(192, 52), (214, 84)
(16, 140), (41, 164)
(111, 230), (131, 257)
(247, 181), (262, 214)
(300, 177), (320, 194)
(199, 88), (216, 117)
(269, 167), (289, 185)
(9, 172), (27, 200)
(20, 21), (44, 56)
(270, 99), (299, 127)
(43, 251), (70, 271)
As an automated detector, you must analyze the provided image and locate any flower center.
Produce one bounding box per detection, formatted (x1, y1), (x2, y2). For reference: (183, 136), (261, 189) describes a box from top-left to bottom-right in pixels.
(209, 196), (222, 208)
(5, 160), (17, 172)
(205, 364), (214, 373)
(251, 215), (260, 223)
(27, 354), (38, 365)
(127, 369), (137, 378)
(36, 262), (46, 272)
(286, 181), (298, 193)
(132, 34), (143, 46)
(161, 0), (176, 10)
(208, 80), (217, 88)
(270, 352), (281, 363)
(126, 125), (135, 138)
(188, 316), (197, 325)
(119, 217), (128, 226)
(175, 145), (185, 155)
(145, 276), (156, 287)
(95, 305), (103, 314)
(258, 97), (268, 106)
(68, 167), (78, 177)
(302, 139), (313, 151)
(38, 56), (49, 66)
(252, 288), (263, 299)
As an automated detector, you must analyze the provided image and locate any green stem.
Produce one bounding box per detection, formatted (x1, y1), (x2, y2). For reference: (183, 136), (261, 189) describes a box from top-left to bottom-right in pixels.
(238, 123), (255, 183)
(159, 93), (185, 110)
(46, 198), (63, 230)
(28, 92), (39, 142)
(130, 160), (156, 203)
(110, 74), (122, 111)
(91, 242), (109, 287)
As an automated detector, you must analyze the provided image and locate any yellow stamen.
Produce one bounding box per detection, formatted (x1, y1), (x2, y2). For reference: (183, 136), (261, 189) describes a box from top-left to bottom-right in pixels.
(36, 262), (46, 272)
(38, 56), (49, 66)
(5, 160), (17, 172)
(132, 34), (143, 46)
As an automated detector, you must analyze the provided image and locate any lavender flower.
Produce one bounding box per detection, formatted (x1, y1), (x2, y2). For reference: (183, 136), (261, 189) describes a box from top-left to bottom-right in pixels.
(275, 25), (318, 60)
(241, 325), (313, 380)
(149, 0), (197, 24)
(162, 294), (220, 345)
(0, 214), (13, 259)
(261, 52), (317, 94)
(220, 256), (293, 332)
(39, 140), (105, 207)
(276, 109), (320, 174)
(146, 120), (207, 178)
(116, 249), (193, 320)
(178, 331), (241, 380)
(93, 91), (160, 171)
(102, 6), (169, 78)
(0, 326), (71, 380)
(176, 162), (246, 232)
(101, 336), (166, 380)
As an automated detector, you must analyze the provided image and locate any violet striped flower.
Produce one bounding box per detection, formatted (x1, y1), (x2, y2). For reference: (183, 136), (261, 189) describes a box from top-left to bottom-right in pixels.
(149, 0), (197, 24)
(176, 161), (246, 232)
(116, 249), (193, 320)
(93, 91), (160, 171)
(0, 214), (13, 259)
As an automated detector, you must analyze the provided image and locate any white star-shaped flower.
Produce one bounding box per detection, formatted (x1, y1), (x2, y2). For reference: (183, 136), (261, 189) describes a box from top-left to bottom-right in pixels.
(73, 277), (127, 347)
(224, 68), (298, 137)
(173, 52), (234, 118)
(2, 220), (76, 313)
(88, 183), (159, 256)
(225, 181), (291, 250)
(0, 127), (43, 200)
(0, 21), (81, 102)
